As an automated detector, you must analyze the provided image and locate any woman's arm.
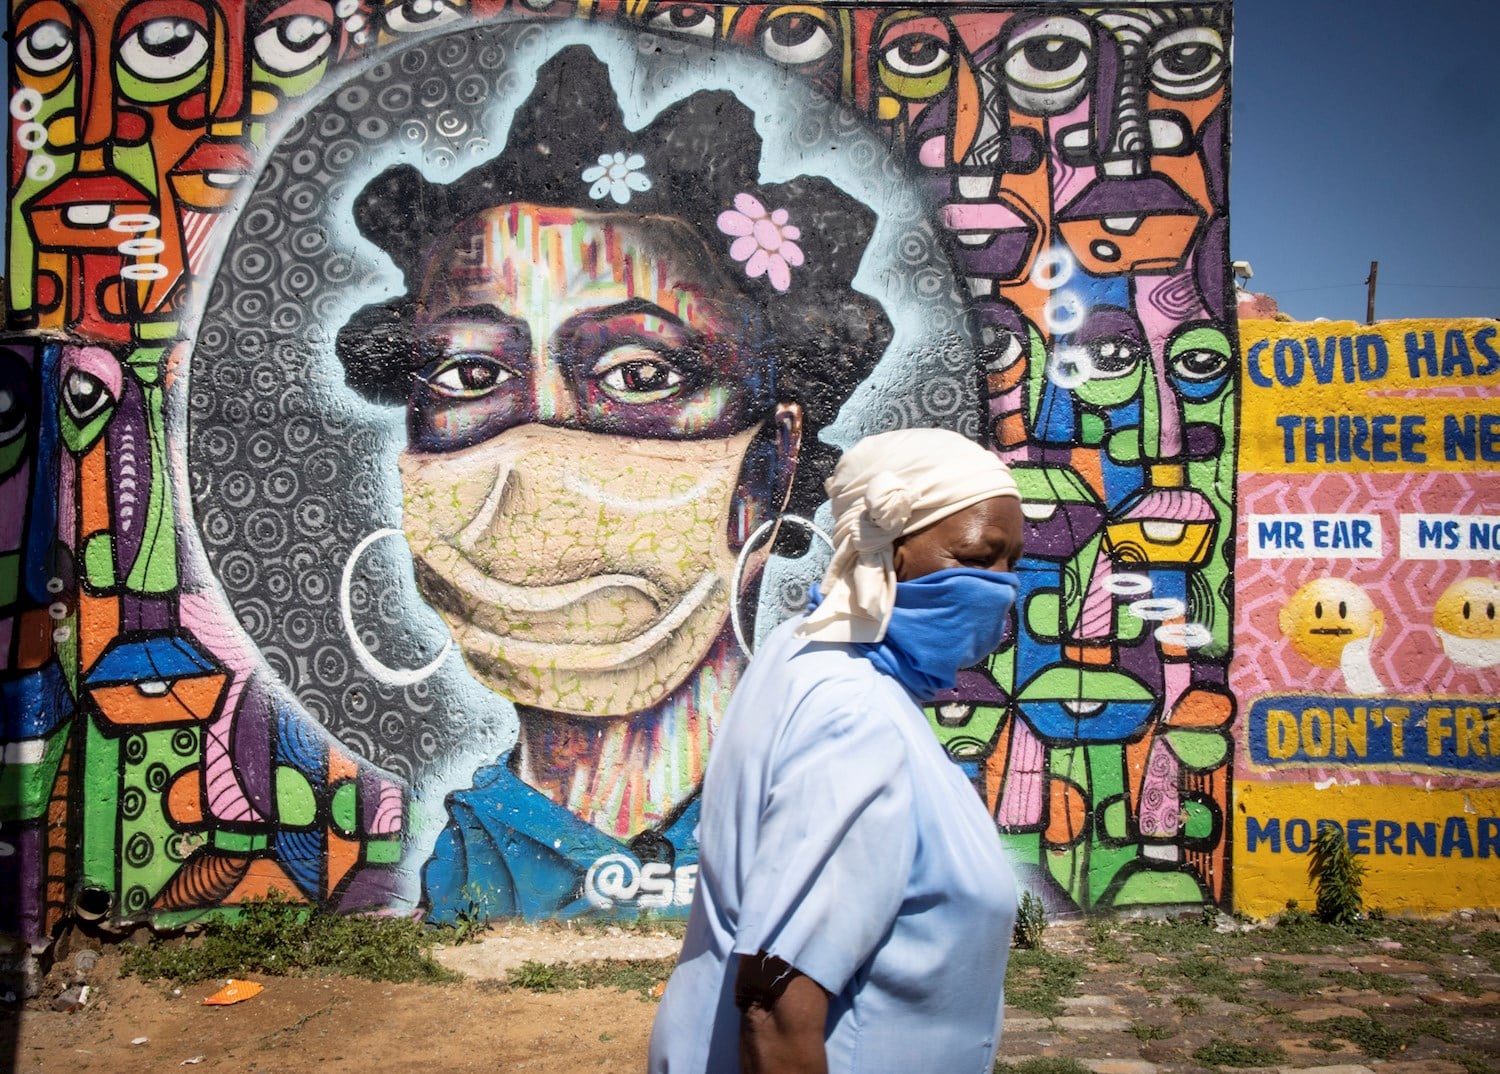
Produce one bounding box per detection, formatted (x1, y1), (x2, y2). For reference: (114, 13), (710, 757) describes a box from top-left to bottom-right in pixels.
(736, 952), (831, 1074)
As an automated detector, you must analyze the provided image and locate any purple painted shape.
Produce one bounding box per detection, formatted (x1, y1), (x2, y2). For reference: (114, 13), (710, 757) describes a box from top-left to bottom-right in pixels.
(107, 379), (151, 574)
(0, 823), (46, 942)
(120, 595), (173, 632)
(931, 667), (1007, 706)
(231, 686), (275, 815)
(336, 865), (403, 912)
(1075, 307), (1144, 347)
(1198, 106), (1228, 207)
(1195, 216), (1230, 321)
(1059, 175), (1199, 221)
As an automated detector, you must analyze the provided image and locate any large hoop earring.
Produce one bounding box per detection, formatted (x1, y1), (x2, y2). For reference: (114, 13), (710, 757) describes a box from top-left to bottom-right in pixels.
(340, 528), (453, 687)
(730, 514), (834, 657)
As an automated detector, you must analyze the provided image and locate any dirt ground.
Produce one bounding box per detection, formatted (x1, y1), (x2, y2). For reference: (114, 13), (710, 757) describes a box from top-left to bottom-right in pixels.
(6, 917), (1499, 1074)
(5, 943), (661, 1074)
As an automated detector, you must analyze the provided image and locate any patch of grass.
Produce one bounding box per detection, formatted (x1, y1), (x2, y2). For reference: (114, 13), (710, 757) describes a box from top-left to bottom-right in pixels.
(504, 957), (675, 998)
(1379, 919), (1467, 956)
(1193, 1039), (1286, 1068)
(1127, 1021), (1172, 1041)
(993, 1059), (1089, 1074)
(1172, 993), (1204, 1014)
(1303, 1014), (1453, 1059)
(120, 892), (458, 984)
(1255, 960), (1318, 995)
(1435, 971), (1486, 997)
(1445, 1051), (1498, 1074)
(1320, 968), (1413, 994)
(1174, 954), (1242, 1001)
(1085, 920), (1128, 963)
(1004, 949), (1085, 1016)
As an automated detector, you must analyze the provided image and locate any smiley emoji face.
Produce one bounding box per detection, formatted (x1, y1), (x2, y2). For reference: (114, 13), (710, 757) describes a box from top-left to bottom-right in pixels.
(1433, 577), (1500, 669)
(1278, 578), (1384, 669)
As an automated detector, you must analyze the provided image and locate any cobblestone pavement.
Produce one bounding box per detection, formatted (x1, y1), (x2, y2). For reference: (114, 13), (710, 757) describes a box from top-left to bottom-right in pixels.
(996, 916), (1499, 1074)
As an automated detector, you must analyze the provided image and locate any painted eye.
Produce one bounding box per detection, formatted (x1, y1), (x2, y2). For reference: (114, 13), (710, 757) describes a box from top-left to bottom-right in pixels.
(253, 14), (333, 76)
(760, 12), (834, 65)
(119, 18), (210, 82)
(62, 370), (115, 422)
(1166, 325), (1231, 401)
(16, 19), (74, 76)
(1003, 17), (1092, 116)
(382, 0), (463, 35)
(1171, 347), (1227, 383)
(427, 356), (510, 397)
(979, 326), (1025, 375)
(882, 33), (949, 77)
(1086, 338), (1143, 380)
(648, 4), (716, 38)
(595, 351), (685, 403)
(1149, 27), (1225, 100)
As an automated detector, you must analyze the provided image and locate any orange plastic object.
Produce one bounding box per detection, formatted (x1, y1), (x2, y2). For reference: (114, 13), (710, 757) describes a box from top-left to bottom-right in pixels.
(201, 979), (263, 1006)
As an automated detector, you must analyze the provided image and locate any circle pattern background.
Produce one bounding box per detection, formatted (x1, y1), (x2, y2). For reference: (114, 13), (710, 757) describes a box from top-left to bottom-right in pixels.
(186, 21), (977, 784)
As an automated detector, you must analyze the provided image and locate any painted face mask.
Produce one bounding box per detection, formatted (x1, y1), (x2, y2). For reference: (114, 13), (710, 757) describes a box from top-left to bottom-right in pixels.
(400, 422), (762, 715)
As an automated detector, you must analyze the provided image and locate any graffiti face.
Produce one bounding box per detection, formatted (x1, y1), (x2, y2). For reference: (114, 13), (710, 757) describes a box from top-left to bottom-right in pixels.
(1279, 578), (1384, 670)
(1433, 577), (1500, 669)
(397, 204), (797, 715)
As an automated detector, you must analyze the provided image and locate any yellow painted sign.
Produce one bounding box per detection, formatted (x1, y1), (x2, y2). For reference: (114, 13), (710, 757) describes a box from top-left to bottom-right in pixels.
(1239, 318), (1500, 473)
(1233, 781), (1500, 917)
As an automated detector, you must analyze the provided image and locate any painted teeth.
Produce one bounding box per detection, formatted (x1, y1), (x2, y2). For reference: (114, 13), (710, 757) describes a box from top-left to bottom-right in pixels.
(1143, 521), (1186, 542)
(1061, 699), (1104, 716)
(1102, 215), (1140, 233)
(957, 175), (992, 198)
(956, 232), (992, 246)
(65, 204), (112, 226)
(205, 171), (242, 187)
(1021, 503), (1057, 522)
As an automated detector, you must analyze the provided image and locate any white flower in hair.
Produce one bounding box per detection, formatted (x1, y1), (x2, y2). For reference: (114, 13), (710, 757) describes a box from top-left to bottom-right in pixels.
(582, 151), (651, 205)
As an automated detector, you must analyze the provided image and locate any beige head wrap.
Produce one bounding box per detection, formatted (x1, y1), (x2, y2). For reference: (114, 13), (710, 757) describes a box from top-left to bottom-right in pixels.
(797, 428), (1020, 644)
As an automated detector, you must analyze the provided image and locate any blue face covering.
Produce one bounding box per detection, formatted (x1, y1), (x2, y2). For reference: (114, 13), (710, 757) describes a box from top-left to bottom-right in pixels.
(807, 567), (1019, 701)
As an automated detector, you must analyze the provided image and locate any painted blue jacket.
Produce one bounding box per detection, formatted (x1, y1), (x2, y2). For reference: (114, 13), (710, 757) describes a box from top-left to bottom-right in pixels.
(422, 755), (700, 924)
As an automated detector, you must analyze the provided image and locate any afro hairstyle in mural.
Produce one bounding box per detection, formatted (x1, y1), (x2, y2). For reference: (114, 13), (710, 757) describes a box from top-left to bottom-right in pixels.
(334, 45), (893, 530)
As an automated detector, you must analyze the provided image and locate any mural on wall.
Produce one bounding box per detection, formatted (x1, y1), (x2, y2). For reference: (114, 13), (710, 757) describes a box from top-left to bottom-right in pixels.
(1233, 318), (1500, 916)
(3, 2), (1238, 943)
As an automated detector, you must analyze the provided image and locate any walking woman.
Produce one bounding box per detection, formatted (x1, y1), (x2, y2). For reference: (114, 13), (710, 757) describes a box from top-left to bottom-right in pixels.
(650, 427), (1023, 1073)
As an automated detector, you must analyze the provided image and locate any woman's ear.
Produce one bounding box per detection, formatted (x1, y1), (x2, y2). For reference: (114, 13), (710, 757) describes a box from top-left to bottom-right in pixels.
(728, 403), (803, 551)
(770, 403), (804, 514)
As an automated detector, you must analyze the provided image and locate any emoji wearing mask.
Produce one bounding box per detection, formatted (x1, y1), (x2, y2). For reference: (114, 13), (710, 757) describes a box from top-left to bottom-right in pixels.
(1278, 577), (1386, 695)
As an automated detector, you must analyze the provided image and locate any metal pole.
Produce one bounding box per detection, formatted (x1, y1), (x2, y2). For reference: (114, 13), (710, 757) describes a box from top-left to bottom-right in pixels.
(1365, 261), (1379, 324)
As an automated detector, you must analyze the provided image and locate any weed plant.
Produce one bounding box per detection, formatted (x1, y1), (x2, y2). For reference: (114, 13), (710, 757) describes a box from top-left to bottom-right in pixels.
(121, 891), (459, 984)
(1013, 891), (1047, 950)
(1309, 826), (1365, 925)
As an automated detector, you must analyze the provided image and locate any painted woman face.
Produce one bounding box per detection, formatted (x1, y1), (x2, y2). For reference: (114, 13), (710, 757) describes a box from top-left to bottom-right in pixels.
(397, 204), (798, 716)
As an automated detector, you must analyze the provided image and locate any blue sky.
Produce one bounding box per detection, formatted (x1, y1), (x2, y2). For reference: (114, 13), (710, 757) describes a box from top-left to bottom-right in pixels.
(1231, 0), (1500, 322)
(3, 3), (1497, 323)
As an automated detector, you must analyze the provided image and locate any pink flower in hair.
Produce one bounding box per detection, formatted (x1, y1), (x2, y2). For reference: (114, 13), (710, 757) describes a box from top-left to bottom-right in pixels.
(716, 193), (804, 292)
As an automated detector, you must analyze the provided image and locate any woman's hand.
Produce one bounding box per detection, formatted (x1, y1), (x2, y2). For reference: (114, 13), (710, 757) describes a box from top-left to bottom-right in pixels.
(736, 952), (830, 1074)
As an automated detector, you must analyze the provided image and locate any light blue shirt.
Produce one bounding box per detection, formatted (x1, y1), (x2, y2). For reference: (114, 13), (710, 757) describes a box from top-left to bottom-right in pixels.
(649, 615), (1017, 1074)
